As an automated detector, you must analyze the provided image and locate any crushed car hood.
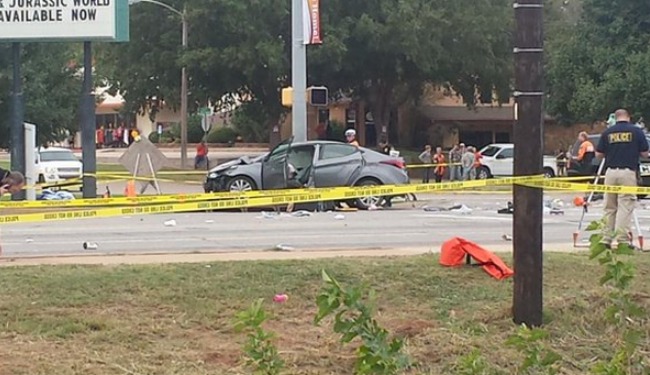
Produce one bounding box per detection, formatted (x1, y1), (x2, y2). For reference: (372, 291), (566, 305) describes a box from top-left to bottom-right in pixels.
(208, 154), (266, 174)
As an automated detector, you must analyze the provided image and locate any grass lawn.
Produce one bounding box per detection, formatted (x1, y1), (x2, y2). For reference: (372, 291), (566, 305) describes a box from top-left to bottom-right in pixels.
(0, 253), (648, 374)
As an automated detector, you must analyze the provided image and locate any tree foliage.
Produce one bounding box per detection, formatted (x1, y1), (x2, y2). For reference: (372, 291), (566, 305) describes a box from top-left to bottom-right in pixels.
(98, 0), (514, 140)
(546, 0), (650, 124)
(308, 0), (513, 137)
(0, 43), (81, 148)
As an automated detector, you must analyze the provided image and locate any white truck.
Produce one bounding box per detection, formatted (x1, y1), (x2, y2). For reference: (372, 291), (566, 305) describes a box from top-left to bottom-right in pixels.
(35, 147), (83, 184)
(475, 143), (558, 179)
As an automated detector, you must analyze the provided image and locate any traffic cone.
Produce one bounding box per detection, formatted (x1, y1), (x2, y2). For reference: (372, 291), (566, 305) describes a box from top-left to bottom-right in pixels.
(124, 180), (136, 198)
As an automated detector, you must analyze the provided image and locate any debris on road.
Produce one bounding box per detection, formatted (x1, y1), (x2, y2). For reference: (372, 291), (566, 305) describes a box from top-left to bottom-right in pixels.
(25, 239), (34, 243)
(334, 214), (346, 220)
(38, 189), (76, 201)
(259, 211), (280, 219)
(502, 234), (512, 241)
(274, 244), (295, 251)
(498, 202), (514, 215)
(83, 242), (98, 250)
(205, 220), (215, 224)
(449, 204), (472, 215)
(291, 210), (312, 218)
(164, 219), (177, 227)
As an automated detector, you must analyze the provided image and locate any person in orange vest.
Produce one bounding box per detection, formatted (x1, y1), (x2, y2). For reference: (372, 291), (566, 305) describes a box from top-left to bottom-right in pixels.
(96, 126), (105, 149)
(571, 131), (595, 174)
(432, 146), (447, 183)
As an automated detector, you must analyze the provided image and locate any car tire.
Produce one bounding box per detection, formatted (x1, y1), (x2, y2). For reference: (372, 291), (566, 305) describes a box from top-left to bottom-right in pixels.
(226, 175), (257, 192)
(543, 167), (555, 178)
(354, 178), (384, 210)
(476, 166), (491, 180)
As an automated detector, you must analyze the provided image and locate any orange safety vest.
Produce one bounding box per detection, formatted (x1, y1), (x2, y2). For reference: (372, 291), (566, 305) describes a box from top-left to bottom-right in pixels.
(440, 237), (514, 280)
(433, 153), (446, 175)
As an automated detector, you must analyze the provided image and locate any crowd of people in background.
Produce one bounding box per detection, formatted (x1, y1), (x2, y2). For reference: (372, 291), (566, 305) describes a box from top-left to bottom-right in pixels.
(419, 143), (482, 183)
(94, 124), (141, 149)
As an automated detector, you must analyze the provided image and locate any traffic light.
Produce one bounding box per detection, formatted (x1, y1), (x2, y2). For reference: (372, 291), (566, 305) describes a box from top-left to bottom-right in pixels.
(307, 86), (328, 106)
(280, 86), (329, 107)
(281, 87), (293, 107)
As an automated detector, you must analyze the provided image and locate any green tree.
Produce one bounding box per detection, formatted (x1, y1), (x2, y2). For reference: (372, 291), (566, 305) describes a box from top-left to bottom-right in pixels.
(95, 0), (198, 120)
(0, 43), (81, 148)
(308, 0), (514, 139)
(546, 0), (650, 124)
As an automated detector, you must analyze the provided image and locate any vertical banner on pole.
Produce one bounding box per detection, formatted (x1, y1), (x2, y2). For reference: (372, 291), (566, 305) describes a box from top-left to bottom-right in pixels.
(303, 0), (322, 45)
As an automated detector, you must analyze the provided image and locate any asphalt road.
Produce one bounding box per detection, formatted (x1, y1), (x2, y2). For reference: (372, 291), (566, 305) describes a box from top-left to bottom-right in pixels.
(3, 192), (643, 258)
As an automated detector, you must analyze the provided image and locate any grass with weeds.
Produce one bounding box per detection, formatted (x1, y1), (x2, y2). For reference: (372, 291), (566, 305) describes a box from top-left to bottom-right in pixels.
(0, 253), (648, 374)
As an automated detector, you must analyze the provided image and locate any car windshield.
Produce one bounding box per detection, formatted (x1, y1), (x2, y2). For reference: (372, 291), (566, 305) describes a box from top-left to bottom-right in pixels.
(479, 146), (501, 157)
(40, 150), (78, 162)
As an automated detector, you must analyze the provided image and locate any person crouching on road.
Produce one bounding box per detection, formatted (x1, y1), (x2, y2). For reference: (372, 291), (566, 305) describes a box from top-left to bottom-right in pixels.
(0, 169), (26, 254)
(419, 145), (432, 183)
(0, 169), (25, 196)
(596, 109), (649, 250)
(345, 129), (360, 147)
(433, 146), (446, 183)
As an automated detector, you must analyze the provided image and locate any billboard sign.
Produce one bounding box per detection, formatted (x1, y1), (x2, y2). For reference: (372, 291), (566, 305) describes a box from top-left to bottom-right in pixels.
(0, 0), (129, 42)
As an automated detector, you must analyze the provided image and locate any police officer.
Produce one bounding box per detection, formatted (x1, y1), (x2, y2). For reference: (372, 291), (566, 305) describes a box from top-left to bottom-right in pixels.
(596, 109), (649, 249)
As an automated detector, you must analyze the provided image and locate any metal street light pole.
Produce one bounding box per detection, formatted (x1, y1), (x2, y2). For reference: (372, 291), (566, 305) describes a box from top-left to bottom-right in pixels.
(129, 0), (188, 167)
(291, 0), (307, 142)
(180, 5), (188, 168)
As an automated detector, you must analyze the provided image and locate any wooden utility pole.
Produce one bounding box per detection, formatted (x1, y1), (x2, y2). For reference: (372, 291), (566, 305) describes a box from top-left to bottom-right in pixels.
(513, 0), (544, 327)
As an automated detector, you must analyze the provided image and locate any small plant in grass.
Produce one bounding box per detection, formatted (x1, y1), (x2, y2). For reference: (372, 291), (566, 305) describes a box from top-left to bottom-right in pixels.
(233, 298), (284, 375)
(453, 349), (496, 375)
(505, 325), (562, 375)
(314, 270), (411, 375)
(586, 219), (648, 374)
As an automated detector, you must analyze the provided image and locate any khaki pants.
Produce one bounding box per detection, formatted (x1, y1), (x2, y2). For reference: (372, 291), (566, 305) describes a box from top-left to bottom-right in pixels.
(602, 168), (637, 244)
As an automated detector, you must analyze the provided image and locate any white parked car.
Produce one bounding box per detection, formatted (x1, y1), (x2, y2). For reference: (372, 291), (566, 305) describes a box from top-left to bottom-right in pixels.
(475, 143), (557, 179)
(35, 147), (83, 184)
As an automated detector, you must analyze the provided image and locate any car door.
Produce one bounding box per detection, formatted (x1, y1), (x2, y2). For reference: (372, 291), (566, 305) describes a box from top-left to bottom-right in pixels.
(261, 137), (293, 189)
(313, 143), (363, 187)
(492, 147), (514, 176)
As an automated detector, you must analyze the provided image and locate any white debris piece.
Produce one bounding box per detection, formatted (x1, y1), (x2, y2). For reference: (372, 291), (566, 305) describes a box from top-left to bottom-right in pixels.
(275, 244), (295, 251)
(164, 219), (177, 227)
(334, 214), (346, 220)
(450, 204), (472, 215)
(83, 242), (98, 250)
(502, 234), (512, 241)
(291, 210), (312, 217)
(25, 239), (34, 243)
(205, 220), (215, 224)
(259, 211), (279, 219)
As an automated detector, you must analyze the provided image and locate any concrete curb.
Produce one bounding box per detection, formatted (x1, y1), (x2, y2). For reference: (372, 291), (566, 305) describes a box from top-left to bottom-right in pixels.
(0, 243), (584, 267)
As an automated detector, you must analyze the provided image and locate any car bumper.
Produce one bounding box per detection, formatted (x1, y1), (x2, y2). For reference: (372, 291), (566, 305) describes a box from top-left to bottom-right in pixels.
(204, 176), (228, 192)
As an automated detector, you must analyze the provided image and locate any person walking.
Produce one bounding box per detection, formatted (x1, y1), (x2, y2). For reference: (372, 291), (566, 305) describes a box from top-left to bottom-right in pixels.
(432, 146), (446, 183)
(419, 145), (432, 183)
(596, 109), (649, 249)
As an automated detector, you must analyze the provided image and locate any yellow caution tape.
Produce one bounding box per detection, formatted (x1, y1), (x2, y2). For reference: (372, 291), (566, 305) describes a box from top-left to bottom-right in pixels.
(0, 176), (542, 225)
(0, 175), (542, 209)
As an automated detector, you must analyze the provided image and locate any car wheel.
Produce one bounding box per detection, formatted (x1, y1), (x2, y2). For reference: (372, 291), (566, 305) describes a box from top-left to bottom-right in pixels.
(476, 166), (490, 180)
(226, 176), (257, 192)
(354, 178), (383, 210)
(543, 167), (555, 178)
